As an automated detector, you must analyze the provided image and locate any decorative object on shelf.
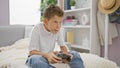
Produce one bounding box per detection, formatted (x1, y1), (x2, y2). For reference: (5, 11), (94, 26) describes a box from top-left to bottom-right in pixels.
(81, 13), (89, 25)
(63, 15), (78, 26)
(72, 19), (78, 25)
(67, 32), (74, 44)
(70, 0), (76, 9)
(67, 15), (75, 19)
(63, 19), (77, 26)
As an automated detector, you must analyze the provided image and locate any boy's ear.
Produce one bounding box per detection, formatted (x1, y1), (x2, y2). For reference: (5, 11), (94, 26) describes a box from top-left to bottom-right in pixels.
(43, 18), (48, 25)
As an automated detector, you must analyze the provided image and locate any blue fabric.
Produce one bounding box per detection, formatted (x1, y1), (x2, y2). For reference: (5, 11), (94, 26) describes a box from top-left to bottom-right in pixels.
(26, 55), (55, 68)
(69, 51), (84, 68)
(26, 51), (84, 68)
(109, 7), (120, 24)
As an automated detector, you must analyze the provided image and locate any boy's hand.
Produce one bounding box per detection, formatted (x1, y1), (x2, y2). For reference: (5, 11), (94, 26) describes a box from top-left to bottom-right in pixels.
(63, 53), (73, 63)
(59, 52), (73, 63)
(63, 52), (73, 59)
(44, 51), (62, 64)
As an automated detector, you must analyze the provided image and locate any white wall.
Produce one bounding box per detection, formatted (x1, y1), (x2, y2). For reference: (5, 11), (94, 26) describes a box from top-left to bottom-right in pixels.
(0, 0), (9, 26)
(9, 0), (40, 25)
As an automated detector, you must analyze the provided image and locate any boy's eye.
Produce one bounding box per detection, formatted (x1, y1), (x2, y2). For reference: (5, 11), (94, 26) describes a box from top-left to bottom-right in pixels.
(54, 21), (57, 23)
(53, 21), (61, 24)
(54, 21), (58, 23)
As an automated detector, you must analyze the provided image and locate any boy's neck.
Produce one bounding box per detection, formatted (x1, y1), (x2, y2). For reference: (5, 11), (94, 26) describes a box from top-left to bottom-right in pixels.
(43, 23), (50, 32)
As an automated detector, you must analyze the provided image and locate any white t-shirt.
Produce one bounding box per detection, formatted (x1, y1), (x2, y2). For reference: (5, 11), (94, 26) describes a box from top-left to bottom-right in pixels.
(29, 23), (65, 53)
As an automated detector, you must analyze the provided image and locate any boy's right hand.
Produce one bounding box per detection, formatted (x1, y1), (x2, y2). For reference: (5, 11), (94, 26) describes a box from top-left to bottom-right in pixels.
(44, 51), (62, 64)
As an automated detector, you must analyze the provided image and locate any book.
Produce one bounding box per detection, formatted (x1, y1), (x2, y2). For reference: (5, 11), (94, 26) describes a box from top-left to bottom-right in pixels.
(64, 0), (71, 10)
(67, 32), (74, 44)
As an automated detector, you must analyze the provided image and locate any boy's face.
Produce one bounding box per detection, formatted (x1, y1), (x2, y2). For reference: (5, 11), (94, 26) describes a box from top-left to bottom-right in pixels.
(43, 15), (63, 34)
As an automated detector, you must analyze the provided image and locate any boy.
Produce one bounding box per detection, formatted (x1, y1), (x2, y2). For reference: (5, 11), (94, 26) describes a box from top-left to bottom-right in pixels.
(26, 5), (84, 68)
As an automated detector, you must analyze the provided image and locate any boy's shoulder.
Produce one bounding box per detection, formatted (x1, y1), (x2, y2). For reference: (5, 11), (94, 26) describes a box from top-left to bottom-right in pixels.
(34, 23), (43, 28)
(32, 23), (44, 32)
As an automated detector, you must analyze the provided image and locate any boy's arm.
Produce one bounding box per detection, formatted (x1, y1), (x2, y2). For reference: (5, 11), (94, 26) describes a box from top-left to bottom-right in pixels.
(60, 46), (68, 53)
(60, 45), (73, 63)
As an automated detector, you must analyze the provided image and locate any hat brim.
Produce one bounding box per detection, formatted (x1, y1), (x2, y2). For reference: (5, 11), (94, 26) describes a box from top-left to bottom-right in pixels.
(98, 0), (120, 14)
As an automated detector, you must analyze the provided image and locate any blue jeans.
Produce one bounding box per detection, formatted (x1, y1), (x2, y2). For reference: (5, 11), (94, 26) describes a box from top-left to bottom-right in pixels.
(26, 51), (84, 68)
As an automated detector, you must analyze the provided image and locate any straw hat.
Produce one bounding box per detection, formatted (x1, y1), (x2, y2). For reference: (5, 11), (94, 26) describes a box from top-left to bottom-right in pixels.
(98, 0), (120, 14)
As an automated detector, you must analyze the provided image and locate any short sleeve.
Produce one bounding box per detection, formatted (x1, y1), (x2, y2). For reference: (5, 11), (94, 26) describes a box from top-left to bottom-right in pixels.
(29, 25), (40, 51)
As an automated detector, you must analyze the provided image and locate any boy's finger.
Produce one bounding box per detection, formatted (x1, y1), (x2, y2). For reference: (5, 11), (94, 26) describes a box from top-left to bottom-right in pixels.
(52, 57), (62, 63)
(53, 51), (58, 54)
(53, 54), (62, 61)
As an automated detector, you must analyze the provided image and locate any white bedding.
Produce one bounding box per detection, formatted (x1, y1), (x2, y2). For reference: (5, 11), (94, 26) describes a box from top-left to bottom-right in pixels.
(0, 38), (119, 68)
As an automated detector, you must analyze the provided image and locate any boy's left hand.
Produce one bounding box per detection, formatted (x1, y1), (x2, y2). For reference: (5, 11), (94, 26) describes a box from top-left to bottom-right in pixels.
(63, 53), (73, 63)
(58, 51), (73, 63)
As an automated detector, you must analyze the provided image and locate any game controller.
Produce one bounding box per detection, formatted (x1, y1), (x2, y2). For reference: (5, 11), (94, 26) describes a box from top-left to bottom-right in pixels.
(56, 52), (71, 63)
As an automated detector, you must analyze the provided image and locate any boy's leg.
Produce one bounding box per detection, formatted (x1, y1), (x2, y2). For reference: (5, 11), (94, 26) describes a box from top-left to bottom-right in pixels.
(26, 55), (55, 68)
(69, 51), (84, 68)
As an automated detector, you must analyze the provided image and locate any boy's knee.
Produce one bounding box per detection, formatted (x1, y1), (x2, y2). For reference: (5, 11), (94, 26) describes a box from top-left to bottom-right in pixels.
(30, 55), (41, 60)
(29, 55), (41, 64)
(70, 51), (80, 59)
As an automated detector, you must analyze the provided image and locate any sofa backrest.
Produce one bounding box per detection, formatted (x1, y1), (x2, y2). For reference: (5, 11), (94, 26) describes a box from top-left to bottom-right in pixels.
(0, 25), (25, 47)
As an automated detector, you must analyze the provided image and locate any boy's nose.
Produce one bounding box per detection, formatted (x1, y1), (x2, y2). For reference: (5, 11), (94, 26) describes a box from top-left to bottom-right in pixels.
(56, 23), (61, 29)
(56, 27), (60, 31)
